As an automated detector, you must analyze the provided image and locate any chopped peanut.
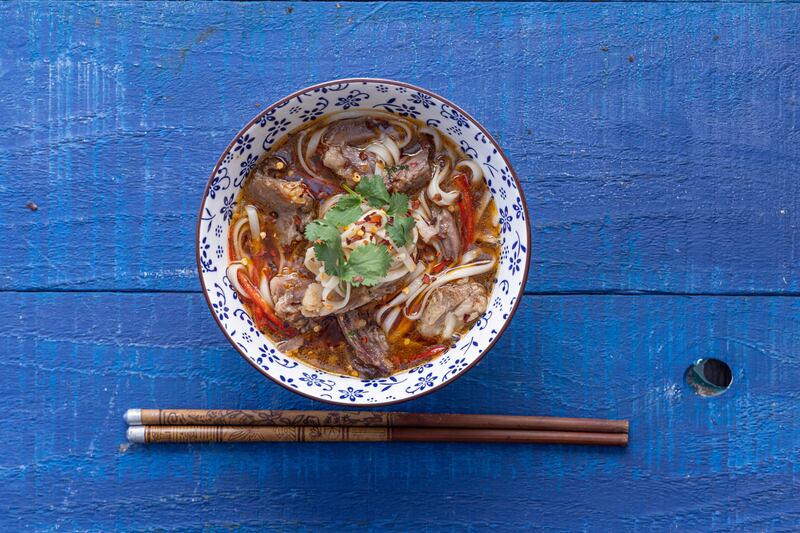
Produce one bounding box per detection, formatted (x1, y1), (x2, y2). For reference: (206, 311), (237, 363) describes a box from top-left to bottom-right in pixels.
(275, 161), (285, 170)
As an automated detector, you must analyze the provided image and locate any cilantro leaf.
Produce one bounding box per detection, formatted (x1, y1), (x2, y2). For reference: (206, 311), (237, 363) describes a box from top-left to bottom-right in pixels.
(304, 219), (340, 244)
(333, 194), (362, 211)
(314, 240), (345, 278)
(386, 192), (409, 217)
(386, 215), (416, 247)
(386, 164), (409, 177)
(341, 183), (364, 200)
(321, 191), (365, 227)
(305, 180), (410, 286)
(356, 175), (390, 208)
(325, 203), (362, 227)
(345, 243), (392, 286)
(306, 219), (346, 277)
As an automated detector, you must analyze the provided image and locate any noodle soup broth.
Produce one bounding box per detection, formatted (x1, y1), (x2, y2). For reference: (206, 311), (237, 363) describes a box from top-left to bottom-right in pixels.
(227, 111), (499, 378)
(198, 79), (529, 405)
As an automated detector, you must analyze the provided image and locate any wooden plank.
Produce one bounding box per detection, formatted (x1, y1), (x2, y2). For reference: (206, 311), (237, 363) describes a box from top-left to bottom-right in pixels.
(2, 291), (798, 530)
(1, 2), (799, 293)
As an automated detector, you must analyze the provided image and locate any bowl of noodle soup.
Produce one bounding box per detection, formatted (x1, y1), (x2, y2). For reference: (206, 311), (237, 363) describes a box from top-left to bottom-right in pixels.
(197, 79), (529, 405)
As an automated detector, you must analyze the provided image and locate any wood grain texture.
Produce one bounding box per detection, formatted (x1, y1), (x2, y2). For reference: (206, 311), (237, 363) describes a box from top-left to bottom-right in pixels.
(141, 425), (392, 443)
(136, 425), (626, 446)
(1, 2), (799, 293)
(2, 292), (799, 530)
(134, 408), (629, 432)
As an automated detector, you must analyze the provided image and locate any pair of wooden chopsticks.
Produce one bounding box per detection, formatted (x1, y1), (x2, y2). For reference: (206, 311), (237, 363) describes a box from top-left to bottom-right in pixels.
(125, 409), (629, 446)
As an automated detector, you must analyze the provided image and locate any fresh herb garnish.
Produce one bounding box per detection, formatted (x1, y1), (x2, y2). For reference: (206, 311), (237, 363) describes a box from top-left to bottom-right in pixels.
(353, 176), (415, 245)
(313, 239), (346, 278)
(386, 214), (415, 247)
(305, 219), (340, 244)
(305, 220), (346, 277)
(304, 175), (416, 285)
(386, 192), (409, 217)
(325, 195), (363, 227)
(355, 175), (391, 208)
(345, 243), (393, 286)
(386, 164), (409, 176)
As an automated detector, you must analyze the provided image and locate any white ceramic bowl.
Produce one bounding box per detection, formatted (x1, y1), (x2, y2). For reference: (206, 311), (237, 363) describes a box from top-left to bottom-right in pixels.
(197, 79), (530, 406)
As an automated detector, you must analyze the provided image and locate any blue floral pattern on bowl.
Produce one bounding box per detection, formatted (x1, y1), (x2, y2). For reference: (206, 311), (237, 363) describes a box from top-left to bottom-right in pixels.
(197, 79), (530, 406)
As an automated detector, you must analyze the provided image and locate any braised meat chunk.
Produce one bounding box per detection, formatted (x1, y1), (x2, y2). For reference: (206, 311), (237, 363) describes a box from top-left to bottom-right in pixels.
(320, 118), (379, 183)
(337, 310), (393, 378)
(243, 167), (313, 248)
(269, 272), (313, 330)
(417, 281), (488, 341)
(323, 118), (377, 146)
(388, 146), (432, 194)
(434, 206), (461, 260)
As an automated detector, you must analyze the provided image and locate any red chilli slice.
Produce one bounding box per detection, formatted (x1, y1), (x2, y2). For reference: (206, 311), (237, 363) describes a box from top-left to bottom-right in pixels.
(453, 173), (474, 254)
(405, 344), (447, 365)
(237, 270), (296, 336)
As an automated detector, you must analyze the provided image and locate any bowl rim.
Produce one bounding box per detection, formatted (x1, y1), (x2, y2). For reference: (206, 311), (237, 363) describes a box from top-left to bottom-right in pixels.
(196, 77), (531, 406)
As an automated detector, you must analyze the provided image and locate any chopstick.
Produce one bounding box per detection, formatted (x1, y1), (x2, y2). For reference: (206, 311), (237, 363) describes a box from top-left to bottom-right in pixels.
(124, 409), (629, 446)
(126, 425), (629, 446)
(124, 409), (629, 434)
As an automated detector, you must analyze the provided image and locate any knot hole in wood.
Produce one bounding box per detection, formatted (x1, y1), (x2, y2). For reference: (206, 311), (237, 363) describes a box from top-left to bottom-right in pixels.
(685, 358), (733, 397)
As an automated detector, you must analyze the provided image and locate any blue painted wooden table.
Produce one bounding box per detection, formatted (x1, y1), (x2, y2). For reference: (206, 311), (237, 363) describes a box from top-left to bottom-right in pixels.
(2, 2), (799, 530)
